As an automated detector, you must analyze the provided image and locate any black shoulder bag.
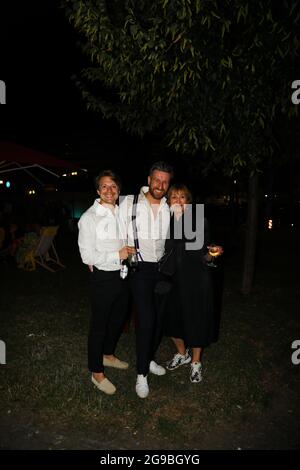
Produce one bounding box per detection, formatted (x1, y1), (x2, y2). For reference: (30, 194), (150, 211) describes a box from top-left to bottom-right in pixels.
(158, 247), (176, 277)
(158, 215), (176, 277)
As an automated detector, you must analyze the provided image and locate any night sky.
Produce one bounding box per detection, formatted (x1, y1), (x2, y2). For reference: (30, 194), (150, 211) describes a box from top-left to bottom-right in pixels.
(0, 1), (299, 197)
(1, 1), (82, 132)
(0, 0), (164, 190)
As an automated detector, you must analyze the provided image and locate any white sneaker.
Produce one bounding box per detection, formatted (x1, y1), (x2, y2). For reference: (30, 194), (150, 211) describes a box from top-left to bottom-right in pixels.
(190, 362), (203, 383)
(136, 374), (149, 398)
(166, 351), (191, 370)
(149, 360), (166, 376)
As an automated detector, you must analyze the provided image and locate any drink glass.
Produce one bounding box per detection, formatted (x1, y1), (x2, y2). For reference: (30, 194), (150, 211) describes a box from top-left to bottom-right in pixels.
(206, 244), (221, 268)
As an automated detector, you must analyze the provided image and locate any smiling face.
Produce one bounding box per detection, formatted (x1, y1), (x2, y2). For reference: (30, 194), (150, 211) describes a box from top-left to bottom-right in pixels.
(147, 170), (171, 201)
(97, 176), (120, 205)
(169, 189), (189, 209)
(168, 189), (189, 216)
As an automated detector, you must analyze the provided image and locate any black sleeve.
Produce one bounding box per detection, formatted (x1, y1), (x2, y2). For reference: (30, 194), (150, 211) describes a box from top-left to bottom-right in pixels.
(204, 218), (211, 251)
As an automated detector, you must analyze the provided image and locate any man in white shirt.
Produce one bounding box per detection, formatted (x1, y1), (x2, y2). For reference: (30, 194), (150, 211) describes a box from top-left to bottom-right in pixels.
(78, 170), (135, 395)
(119, 162), (173, 398)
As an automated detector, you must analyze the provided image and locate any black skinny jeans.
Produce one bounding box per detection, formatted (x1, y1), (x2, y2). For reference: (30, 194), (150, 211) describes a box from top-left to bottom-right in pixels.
(130, 262), (167, 376)
(88, 268), (130, 373)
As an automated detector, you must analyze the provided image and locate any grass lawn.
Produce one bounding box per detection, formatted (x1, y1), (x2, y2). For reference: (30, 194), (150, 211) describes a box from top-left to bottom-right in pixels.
(0, 227), (299, 450)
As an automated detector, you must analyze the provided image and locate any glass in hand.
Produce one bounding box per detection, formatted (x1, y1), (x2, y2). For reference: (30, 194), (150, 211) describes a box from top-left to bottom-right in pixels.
(206, 244), (222, 268)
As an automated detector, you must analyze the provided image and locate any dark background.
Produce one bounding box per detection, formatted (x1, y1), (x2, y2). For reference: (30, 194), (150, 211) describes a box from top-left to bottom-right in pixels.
(0, 0), (181, 191)
(0, 0), (299, 218)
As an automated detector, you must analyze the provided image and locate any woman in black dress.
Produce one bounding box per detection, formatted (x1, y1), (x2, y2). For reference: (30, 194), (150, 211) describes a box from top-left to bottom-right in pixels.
(163, 184), (223, 383)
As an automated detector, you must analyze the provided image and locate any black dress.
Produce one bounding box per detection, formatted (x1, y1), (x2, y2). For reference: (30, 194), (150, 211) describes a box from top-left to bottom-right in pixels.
(164, 206), (216, 348)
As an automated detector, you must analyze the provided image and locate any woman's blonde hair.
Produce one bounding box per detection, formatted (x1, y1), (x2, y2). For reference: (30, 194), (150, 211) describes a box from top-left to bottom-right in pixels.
(167, 183), (193, 204)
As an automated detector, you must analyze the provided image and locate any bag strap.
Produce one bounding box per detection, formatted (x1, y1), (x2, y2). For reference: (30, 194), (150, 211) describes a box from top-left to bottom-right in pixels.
(132, 194), (144, 262)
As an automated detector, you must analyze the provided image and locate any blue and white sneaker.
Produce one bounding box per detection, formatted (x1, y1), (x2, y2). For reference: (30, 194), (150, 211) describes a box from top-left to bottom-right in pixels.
(190, 362), (202, 383)
(166, 351), (191, 370)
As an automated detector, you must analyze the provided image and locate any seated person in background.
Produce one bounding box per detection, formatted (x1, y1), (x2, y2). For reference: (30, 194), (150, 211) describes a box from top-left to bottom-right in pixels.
(1, 222), (24, 256)
(12, 222), (42, 268)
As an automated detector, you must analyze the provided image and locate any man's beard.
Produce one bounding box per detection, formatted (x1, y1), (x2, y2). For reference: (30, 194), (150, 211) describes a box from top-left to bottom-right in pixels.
(149, 186), (166, 200)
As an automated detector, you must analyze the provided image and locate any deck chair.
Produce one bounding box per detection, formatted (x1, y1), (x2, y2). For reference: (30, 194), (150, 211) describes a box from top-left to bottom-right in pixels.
(23, 226), (65, 272)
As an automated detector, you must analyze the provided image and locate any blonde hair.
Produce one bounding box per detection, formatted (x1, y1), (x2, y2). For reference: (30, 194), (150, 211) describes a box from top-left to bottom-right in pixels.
(167, 184), (192, 204)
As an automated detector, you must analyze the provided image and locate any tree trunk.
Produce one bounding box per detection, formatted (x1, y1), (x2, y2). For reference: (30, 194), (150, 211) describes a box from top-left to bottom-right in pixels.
(265, 169), (274, 226)
(242, 172), (259, 294)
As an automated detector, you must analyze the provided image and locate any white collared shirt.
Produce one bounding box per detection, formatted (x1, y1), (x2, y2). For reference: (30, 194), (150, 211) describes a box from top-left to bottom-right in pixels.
(119, 186), (170, 262)
(78, 199), (126, 271)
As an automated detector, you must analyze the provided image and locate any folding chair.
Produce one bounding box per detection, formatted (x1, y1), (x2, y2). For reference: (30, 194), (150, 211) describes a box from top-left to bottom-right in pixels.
(23, 226), (65, 272)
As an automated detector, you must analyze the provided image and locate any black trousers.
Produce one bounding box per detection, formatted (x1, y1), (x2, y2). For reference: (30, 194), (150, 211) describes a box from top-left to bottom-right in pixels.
(88, 268), (130, 373)
(130, 262), (167, 376)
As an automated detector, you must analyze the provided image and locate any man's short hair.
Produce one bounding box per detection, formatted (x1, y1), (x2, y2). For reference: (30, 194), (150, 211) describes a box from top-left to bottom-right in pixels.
(95, 170), (122, 191)
(149, 161), (174, 179)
